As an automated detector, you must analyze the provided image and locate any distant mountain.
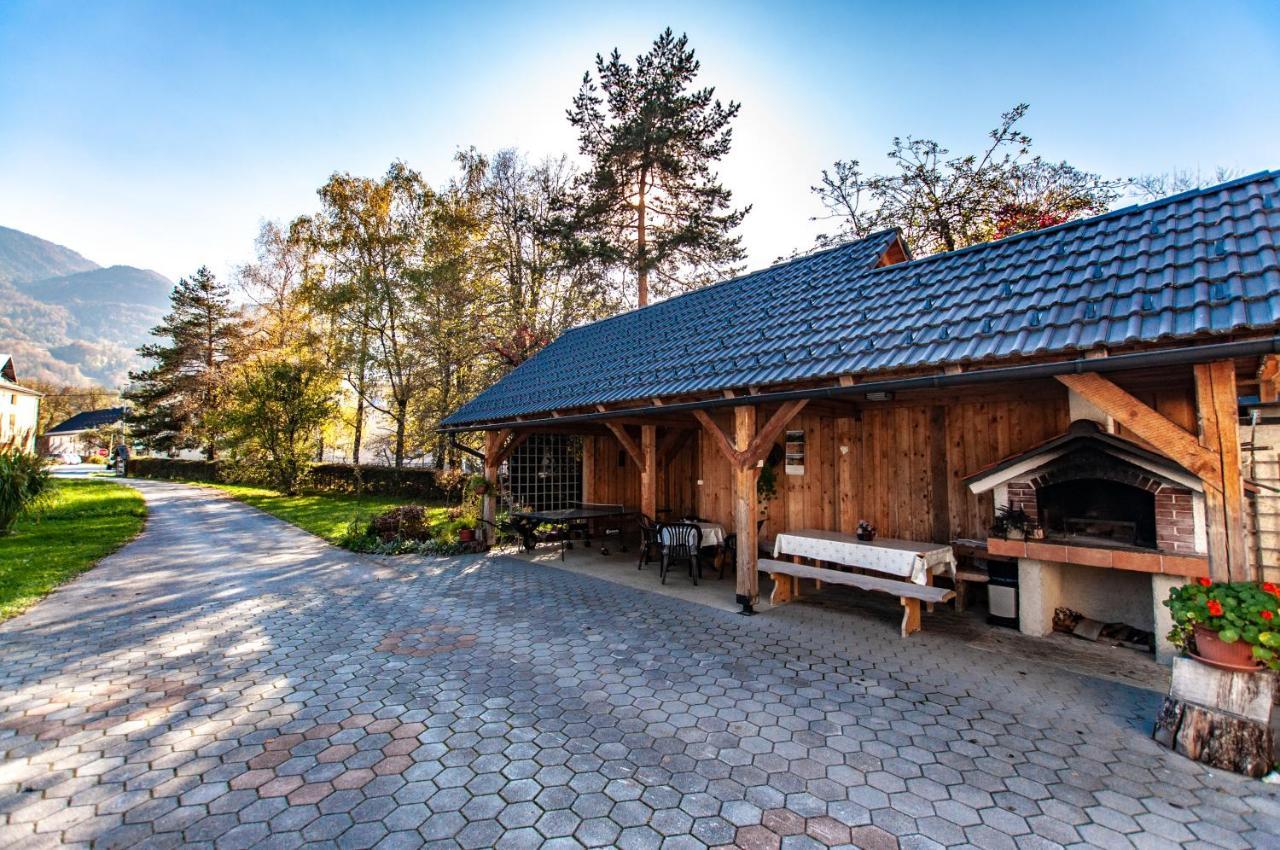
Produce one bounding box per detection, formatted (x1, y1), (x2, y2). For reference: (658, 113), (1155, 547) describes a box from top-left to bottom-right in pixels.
(0, 226), (174, 387)
(0, 225), (98, 284)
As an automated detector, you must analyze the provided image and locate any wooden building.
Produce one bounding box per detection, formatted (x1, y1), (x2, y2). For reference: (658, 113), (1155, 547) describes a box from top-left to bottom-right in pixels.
(442, 172), (1280, 650)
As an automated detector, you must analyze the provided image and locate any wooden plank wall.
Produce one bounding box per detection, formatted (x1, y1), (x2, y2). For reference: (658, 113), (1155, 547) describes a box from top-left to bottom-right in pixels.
(583, 378), (1201, 544)
(582, 432), (699, 517)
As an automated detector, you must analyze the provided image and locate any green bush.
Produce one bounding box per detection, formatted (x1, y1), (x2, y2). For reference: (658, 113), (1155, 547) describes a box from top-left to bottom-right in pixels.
(308, 464), (449, 500)
(127, 457), (221, 482)
(83, 454), (107, 465)
(0, 449), (53, 535)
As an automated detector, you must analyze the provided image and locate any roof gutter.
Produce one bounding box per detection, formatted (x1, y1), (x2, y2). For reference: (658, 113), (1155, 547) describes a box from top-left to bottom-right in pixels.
(439, 335), (1280, 433)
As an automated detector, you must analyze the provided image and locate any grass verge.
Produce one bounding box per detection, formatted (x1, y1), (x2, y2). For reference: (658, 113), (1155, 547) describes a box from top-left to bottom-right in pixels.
(0, 479), (147, 621)
(199, 482), (450, 546)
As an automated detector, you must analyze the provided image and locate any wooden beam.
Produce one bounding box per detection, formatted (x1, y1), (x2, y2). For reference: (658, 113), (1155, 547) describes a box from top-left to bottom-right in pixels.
(493, 431), (529, 466)
(640, 425), (657, 520)
(657, 427), (690, 463)
(693, 409), (740, 467)
(1195, 361), (1250, 580)
(604, 422), (644, 471)
(733, 405), (760, 608)
(1055, 373), (1222, 483)
(481, 431), (505, 546)
(741, 400), (809, 468)
(1258, 354), (1280, 403)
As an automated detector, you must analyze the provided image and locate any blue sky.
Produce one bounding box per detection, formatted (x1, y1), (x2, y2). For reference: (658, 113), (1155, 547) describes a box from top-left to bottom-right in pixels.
(1, 0), (1278, 282)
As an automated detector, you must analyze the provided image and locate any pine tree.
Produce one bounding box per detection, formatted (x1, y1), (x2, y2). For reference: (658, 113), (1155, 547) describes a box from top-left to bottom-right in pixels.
(567, 28), (749, 306)
(125, 267), (242, 458)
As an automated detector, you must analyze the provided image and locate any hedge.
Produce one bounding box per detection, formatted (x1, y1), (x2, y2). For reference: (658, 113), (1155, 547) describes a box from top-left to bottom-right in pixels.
(125, 457), (451, 500)
(308, 464), (450, 500)
(127, 457), (220, 482)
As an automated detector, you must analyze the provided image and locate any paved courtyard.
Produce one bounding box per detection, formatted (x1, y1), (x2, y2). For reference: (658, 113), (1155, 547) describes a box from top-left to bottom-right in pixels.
(1, 481), (1277, 849)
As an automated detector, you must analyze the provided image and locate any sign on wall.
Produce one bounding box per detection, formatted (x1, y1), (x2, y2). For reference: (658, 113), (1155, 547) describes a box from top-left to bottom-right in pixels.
(785, 429), (806, 475)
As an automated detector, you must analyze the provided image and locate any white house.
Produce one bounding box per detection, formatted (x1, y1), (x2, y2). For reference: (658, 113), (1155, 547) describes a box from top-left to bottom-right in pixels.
(0, 354), (42, 453)
(39, 407), (128, 458)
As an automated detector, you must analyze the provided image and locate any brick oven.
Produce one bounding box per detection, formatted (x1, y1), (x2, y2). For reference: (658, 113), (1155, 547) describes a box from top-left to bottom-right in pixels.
(967, 420), (1209, 661)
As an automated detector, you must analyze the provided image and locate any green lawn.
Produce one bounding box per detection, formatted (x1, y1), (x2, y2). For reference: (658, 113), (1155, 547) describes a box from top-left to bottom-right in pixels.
(201, 483), (451, 545)
(0, 479), (147, 621)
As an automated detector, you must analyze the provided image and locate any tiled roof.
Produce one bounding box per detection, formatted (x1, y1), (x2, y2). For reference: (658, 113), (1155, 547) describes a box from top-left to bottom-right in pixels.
(445, 171), (1280, 427)
(45, 407), (127, 435)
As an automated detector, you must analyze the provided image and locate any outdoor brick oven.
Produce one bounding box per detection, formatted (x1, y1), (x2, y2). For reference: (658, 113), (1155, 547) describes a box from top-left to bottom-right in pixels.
(967, 420), (1210, 662)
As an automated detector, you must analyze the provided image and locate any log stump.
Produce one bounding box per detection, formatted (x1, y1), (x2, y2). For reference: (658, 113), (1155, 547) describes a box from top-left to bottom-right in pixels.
(1152, 657), (1278, 778)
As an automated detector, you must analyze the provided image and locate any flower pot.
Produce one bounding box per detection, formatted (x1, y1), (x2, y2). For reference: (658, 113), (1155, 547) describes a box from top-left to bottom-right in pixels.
(473, 484), (488, 495)
(1191, 624), (1262, 672)
(458, 528), (476, 543)
(856, 532), (875, 542)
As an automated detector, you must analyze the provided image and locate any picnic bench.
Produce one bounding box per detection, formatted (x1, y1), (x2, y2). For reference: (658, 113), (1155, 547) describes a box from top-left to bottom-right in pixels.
(763, 529), (957, 637)
(759, 559), (954, 636)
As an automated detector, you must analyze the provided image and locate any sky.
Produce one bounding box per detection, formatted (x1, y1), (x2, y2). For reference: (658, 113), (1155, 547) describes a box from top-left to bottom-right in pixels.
(1, 0), (1279, 283)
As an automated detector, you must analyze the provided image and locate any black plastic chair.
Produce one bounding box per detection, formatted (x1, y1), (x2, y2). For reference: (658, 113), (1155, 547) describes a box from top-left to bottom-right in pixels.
(479, 517), (523, 550)
(659, 522), (703, 586)
(637, 514), (661, 570)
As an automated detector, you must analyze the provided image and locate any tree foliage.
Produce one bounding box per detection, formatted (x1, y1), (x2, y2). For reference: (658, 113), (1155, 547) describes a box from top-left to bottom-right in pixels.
(567, 28), (749, 305)
(812, 104), (1123, 254)
(124, 267), (242, 458)
(217, 355), (335, 495)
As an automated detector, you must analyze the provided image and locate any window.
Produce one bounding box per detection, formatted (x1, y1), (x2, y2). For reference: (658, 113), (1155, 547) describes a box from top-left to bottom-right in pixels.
(784, 429), (806, 475)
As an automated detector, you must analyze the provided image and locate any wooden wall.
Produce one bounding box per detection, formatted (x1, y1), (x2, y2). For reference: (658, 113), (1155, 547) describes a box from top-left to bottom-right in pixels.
(582, 375), (1200, 544)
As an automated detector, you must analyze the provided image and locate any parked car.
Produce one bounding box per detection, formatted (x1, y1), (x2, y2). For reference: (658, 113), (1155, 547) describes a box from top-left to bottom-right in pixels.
(58, 452), (82, 465)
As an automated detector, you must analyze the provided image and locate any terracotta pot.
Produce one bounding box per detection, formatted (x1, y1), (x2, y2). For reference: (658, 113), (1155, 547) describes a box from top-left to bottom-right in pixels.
(458, 528), (476, 543)
(473, 484), (488, 495)
(1192, 624), (1262, 670)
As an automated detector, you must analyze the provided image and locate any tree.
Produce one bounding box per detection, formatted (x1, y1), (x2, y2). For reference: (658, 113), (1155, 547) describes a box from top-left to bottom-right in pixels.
(294, 163), (432, 468)
(218, 355), (335, 495)
(812, 104), (1122, 255)
(27, 380), (120, 437)
(1129, 166), (1242, 202)
(237, 221), (314, 354)
(567, 28), (749, 305)
(460, 148), (619, 368)
(124, 267), (242, 458)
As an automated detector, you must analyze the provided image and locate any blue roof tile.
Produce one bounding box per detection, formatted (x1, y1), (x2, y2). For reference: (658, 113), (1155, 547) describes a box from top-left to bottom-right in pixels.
(444, 171), (1280, 427)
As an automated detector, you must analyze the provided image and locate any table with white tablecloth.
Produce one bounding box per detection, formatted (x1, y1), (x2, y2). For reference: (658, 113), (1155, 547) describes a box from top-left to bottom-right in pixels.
(660, 521), (726, 548)
(772, 529), (956, 585)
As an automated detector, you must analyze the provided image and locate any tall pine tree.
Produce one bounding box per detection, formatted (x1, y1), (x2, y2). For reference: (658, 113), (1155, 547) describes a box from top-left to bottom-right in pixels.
(567, 28), (749, 306)
(125, 267), (242, 459)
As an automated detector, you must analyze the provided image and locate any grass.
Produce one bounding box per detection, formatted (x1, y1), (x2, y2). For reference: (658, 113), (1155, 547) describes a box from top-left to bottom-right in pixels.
(0, 479), (147, 621)
(200, 482), (451, 545)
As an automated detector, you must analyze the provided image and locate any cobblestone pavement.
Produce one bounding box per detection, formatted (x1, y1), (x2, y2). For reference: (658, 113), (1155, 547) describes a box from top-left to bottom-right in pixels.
(2, 480), (1277, 850)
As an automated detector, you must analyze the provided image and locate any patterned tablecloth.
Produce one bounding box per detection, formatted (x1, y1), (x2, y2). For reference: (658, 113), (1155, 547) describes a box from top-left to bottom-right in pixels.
(661, 522), (727, 548)
(772, 529), (956, 584)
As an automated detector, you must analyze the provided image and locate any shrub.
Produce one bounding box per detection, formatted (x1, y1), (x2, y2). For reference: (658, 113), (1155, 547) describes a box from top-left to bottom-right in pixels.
(369, 505), (431, 542)
(127, 457), (222, 482)
(1165, 579), (1280, 669)
(83, 454), (107, 465)
(308, 464), (448, 500)
(0, 448), (53, 534)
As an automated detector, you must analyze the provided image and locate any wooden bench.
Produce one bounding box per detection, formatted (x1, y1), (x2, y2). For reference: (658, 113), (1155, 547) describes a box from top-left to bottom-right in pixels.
(759, 558), (955, 637)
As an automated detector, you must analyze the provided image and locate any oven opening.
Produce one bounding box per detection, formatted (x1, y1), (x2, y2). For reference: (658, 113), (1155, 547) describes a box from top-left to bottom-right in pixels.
(1038, 479), (1157, 549)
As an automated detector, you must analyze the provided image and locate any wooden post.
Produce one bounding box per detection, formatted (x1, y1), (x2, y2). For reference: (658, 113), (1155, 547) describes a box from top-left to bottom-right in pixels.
(582, 436), (595, 504)
(640, 425), (657, 520)
(733, 406), (759, 612)
(482, 431), (502, 547)
(1195, 361), (1250, 581)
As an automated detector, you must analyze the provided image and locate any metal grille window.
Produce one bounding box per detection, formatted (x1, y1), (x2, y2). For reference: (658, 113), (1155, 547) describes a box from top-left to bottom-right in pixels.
(504, 434), (582, 512)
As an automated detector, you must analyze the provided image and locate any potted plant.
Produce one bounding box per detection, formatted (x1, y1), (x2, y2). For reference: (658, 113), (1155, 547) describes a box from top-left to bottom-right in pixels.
(991, 505), (1033, 540)
(1165, 579), (1280, 671)
(468, 474), (491, 496)
(856, 520), (876, 542)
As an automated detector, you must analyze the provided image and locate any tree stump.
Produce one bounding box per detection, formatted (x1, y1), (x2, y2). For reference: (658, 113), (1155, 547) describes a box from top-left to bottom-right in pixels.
(1152, 658), (1277, 778)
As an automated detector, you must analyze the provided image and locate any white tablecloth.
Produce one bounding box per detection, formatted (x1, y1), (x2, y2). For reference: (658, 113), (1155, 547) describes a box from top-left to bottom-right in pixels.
(660, 522), (727, 548)
(773, 529), (956, 584)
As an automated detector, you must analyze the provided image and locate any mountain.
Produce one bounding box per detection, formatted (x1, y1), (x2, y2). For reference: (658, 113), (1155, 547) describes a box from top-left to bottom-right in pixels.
(0, 225), (98, 284)
(0, 227), (174, 387)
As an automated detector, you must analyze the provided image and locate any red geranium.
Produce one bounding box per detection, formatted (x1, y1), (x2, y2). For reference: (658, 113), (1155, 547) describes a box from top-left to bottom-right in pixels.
(1198, 577), (1212, 587)
(1263, 610), (1274, 621)
(1207, 599), (1224, 617)
(1264, 582), (1279, 597)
